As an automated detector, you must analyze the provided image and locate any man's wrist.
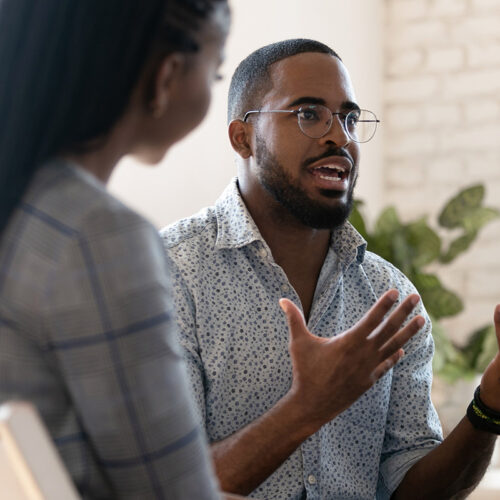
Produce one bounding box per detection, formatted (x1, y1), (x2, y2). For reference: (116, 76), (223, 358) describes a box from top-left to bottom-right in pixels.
(478, 383), (500, 413)
(467, 386), (500, 435)
(279, 389), (331, 438)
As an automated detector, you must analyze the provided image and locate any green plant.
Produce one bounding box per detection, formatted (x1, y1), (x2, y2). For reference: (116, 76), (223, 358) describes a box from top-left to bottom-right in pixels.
(349, 185), (500, 382)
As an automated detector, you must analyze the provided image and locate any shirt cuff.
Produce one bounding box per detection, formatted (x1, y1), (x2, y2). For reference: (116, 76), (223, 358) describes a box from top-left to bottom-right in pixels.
(377, 444), (439, 499)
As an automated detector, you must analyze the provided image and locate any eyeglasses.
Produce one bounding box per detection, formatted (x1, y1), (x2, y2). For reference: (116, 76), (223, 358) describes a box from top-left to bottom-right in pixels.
(243, 104), (380, 143)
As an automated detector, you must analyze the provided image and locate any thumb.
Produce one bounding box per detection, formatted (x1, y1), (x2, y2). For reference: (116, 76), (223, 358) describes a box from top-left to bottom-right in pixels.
(494, 304), (500, 350)
(279, 298), (308, 342)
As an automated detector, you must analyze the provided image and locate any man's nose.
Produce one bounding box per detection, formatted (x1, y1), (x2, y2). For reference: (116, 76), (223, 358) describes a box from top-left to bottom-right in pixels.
(318, 114), (351, 147)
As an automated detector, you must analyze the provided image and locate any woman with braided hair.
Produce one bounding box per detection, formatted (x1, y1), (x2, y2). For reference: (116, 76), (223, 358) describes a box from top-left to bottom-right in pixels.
(0, 1), (230, 498)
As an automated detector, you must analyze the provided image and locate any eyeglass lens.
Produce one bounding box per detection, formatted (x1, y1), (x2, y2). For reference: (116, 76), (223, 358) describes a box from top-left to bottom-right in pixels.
(296, 105), (378, 143)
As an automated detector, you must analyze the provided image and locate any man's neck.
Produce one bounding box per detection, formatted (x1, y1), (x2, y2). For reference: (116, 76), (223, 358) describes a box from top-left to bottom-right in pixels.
(238, 181), (331, 321)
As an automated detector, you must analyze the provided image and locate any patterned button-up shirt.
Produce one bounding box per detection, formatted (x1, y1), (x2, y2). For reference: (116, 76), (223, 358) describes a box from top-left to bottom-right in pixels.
(161, 179), (443, 500)
(0, 160), (220, 499)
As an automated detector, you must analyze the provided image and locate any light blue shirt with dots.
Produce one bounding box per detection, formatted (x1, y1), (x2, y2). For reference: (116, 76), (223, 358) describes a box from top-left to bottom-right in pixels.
(161, 179), (443, 500)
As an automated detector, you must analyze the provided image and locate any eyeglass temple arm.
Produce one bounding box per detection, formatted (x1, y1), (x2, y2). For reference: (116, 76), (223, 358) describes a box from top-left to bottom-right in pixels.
(242, 109), (296, 122)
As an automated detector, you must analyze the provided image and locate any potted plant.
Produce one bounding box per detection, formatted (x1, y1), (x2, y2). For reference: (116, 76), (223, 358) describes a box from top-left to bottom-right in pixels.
(349, 185), (499, 433)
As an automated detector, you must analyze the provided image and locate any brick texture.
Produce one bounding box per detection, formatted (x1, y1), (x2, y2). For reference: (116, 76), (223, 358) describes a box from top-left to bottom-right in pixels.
(383, 0), (500, 345)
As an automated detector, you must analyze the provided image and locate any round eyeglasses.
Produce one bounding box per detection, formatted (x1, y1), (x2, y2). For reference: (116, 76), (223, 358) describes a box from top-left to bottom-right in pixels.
(243, 104), (380, 143)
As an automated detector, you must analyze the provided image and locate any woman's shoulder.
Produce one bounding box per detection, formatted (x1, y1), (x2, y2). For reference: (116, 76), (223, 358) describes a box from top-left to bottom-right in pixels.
(2, 159), (162, 285)
(22, 159), (156, 239)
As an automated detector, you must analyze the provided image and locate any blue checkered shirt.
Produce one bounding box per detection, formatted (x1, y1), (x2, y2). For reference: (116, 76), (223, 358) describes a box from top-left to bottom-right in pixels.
(0, 160), (220, 499)
(161, 179), (443, 500)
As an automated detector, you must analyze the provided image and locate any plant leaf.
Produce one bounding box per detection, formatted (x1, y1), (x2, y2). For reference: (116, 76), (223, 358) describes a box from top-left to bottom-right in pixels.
(349, 200), (368, 241)
(412, 272), (440, 290)
(368, 233), (394, 263)
(405, 218), (441, 267)
(462, 207), (500, 233)
(431, 316), (474, 381)
(476, 327), (498, 372)
(437, 362), (476, 383)
(438, 185), (484, 229)
(391, 231), (413, 275)
(422, 288), (463, 319)
(431, 318), (458, 366)
(413, 273), (463, 319)
(460, 324), (493, 370)
(440, 232), (476, 263)
(375, 206), (400, 235)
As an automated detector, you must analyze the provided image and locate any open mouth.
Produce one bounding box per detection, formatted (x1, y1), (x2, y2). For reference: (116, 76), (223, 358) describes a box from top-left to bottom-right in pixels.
(311, 165), (349, 182)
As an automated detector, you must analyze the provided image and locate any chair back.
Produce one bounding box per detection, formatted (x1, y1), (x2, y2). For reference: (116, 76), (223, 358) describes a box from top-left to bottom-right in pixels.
(0, 402), (80, 500)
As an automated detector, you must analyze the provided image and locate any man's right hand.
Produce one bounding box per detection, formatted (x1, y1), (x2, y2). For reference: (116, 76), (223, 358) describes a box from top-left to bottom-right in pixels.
(212, 289), (424, 495)
(279, 289), (424, 431)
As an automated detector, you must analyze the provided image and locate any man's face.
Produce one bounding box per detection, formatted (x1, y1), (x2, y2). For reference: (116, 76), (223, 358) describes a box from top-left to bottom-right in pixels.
(247, 52), (360, 229)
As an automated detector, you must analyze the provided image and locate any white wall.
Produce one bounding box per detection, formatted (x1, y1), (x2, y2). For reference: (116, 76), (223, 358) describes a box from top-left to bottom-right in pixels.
(109, 0), (385, 228)
(384, 0), (500, 343)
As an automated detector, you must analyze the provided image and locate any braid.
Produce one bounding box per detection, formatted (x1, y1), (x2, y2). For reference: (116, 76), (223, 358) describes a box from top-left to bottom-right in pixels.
(159, 0), (228, 53)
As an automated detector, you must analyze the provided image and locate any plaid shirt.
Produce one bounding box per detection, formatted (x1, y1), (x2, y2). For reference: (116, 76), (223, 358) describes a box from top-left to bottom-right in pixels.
(161, 179), (443, 500)
(0, 160), (220, 499)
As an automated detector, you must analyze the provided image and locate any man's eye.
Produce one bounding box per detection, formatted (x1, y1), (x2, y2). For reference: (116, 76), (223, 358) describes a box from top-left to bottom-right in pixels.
(299, 108), (319, 121)
(346, 113), (360, 128)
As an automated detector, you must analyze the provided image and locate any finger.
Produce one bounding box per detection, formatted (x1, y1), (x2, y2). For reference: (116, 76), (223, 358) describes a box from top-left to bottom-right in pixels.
(494, 304), (500, 350)
(370, 348), (404, 382)
(279, 298), (308, 342)
(351, 289), (400, 339)
(372, 294), (420, 347)
(378, 315), (425, 360)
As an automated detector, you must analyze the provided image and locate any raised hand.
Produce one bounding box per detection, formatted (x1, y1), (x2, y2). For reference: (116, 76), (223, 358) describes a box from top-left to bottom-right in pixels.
(478, 304), (500, 412)
(279, 289), (424, 429)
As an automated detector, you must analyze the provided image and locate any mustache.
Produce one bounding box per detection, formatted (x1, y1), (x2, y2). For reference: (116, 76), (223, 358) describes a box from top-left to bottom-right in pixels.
(303, 147), (354, 168)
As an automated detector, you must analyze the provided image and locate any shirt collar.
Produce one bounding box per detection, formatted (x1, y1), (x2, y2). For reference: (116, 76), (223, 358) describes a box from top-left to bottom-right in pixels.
(214, 178), (367, 265)
(215, 178), (264, 249)
(331, 221), (367, 266)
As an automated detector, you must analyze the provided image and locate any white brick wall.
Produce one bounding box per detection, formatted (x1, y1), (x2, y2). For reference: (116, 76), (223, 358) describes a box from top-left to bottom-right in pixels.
(383, 0), (500, 343)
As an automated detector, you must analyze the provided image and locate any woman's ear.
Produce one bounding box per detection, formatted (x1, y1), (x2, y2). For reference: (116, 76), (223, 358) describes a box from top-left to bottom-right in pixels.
(228, 119), (253, 159)
(149, 53), (185, 118)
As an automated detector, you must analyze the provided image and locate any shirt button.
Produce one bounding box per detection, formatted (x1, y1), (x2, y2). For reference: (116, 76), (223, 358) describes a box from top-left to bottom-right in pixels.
(280, 283), (289, 292)
(258, 248), (267, 258)
(307, 474), (317, 485)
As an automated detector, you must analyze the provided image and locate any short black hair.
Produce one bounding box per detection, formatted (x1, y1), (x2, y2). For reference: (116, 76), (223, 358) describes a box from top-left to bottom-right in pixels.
(227, 38), (341, 123)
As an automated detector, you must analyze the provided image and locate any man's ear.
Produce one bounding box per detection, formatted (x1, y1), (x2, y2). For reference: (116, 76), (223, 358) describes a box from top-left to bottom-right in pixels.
(228, 119), (253, 159)
(149, 53), (185, 118)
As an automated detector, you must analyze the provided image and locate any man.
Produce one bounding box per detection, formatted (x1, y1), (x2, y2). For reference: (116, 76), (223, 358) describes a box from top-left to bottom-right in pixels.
(161, 39), (500, 499)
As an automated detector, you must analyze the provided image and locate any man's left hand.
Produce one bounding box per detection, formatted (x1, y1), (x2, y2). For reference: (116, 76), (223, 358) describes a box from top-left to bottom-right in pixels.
(479, 304), (500, 412)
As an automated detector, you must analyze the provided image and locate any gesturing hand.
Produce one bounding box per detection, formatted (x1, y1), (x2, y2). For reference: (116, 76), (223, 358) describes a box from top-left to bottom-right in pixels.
(279, 289), (424, 429)
(478, 304), (500, 412)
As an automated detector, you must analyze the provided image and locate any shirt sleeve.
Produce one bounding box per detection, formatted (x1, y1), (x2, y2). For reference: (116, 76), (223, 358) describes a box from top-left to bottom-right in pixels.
(43, 209), (220, 500)
(164, 252), (208, 432)
(376, 269), (443, 499)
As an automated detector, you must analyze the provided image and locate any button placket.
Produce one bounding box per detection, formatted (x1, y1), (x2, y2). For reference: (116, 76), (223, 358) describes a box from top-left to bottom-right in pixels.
(301, 432), (320, 496)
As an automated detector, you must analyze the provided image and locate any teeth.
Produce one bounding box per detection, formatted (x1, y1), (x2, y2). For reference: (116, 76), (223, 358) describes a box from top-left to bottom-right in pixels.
(313, 165), (347, 182)
(319, 175), (341, 181)
(314, 165), (347, 173)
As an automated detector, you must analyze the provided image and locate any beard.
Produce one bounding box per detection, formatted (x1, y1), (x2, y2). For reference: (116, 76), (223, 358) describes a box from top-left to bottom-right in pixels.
(254, 135), (356, 230)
